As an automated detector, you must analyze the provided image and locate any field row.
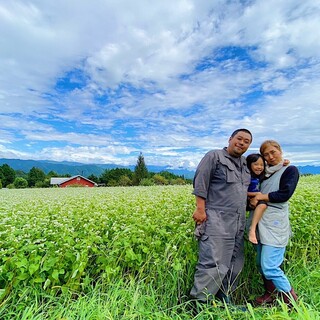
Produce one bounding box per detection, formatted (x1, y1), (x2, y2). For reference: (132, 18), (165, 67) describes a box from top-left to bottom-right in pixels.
(0, 186), (197, 296)
(0, 176), (319, 299)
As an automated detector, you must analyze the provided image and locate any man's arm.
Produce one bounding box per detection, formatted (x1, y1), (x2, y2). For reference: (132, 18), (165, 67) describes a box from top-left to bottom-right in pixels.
(192, 196), (207, 224)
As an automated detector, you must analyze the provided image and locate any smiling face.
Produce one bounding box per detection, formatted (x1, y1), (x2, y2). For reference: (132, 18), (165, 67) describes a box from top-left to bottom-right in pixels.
(227, 131), (252, 157)
(251, 157), (265, 176)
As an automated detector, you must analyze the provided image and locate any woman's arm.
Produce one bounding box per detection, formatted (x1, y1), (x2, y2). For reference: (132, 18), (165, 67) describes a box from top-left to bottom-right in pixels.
(268, 166), (300, 202)
(250, 166), (299, 206)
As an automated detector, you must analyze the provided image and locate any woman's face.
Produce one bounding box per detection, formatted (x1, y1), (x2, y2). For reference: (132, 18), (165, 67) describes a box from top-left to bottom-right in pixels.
(251, 157), (265, 175)
(262, 145), (282, 166)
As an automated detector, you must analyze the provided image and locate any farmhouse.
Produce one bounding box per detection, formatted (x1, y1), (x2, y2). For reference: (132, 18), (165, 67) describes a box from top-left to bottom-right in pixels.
(50, 175), (97, 188)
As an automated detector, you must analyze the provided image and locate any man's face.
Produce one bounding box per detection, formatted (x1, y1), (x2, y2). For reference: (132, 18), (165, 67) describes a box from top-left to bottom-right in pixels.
(227, 131), (252, 157)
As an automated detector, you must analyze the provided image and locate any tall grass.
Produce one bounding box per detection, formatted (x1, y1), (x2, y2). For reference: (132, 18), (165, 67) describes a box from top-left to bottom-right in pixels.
(1, 267), (318, 319)
(0, 176), (319, 319)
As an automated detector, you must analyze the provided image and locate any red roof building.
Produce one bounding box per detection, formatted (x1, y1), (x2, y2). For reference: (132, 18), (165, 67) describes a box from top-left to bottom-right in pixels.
(50, 175), (97, 188)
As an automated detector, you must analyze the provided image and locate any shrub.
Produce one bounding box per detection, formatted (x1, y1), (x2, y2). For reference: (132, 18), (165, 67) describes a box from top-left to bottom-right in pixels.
(13, 177), (28, 189)
(140, 178), (154, 186)
(153, 174), (168, 185)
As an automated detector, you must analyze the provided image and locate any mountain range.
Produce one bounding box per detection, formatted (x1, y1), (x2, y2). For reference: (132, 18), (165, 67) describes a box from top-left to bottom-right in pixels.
(1, 158), (319, 179)
(0, 158), (196, 179)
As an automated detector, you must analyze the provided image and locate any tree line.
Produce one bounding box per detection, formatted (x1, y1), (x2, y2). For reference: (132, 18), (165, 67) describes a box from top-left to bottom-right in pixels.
(0, 154), (192, 189)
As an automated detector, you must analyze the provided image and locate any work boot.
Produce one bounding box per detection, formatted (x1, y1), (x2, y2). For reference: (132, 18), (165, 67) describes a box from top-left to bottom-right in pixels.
(215, 290), (247, 312)
(216, 290), (232, 304)
(279, 288), (298, 308)
(255, 276), (277, 305)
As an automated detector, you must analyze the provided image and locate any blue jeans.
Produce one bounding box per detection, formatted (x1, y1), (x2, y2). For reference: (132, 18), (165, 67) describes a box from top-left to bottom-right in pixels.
(256, 243), (291, 292)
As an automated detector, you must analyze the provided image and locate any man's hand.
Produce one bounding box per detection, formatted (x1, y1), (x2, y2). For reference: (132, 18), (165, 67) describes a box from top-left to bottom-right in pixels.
(192, 208), (207, 224)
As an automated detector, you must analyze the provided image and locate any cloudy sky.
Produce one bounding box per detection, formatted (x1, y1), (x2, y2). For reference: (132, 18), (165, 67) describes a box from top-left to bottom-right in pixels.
(1, 0), (320, 170)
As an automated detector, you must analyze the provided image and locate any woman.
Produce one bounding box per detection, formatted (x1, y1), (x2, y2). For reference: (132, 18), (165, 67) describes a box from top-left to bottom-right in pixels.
(250, 140), (299, 306)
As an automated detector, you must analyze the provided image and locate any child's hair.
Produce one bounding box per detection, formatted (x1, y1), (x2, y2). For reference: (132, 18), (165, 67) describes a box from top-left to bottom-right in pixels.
(246, 153), (266, 179)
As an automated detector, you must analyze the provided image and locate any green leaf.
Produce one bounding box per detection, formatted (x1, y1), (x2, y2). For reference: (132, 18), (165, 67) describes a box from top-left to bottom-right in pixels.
(29, 263), (39, 275)
(52, 269), (59, 280)
(16, 258), (28, 269)
(43, 278), (51, 290)
(17, 272), (29, 280)
(71, 269), (79, 279)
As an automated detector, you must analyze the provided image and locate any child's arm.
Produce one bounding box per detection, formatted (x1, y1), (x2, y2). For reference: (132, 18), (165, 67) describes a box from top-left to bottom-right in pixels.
(249, 203), (267, 244)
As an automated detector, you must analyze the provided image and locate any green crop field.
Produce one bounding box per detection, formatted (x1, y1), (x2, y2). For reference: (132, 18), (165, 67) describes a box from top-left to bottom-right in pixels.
(0, 175), (319, 319)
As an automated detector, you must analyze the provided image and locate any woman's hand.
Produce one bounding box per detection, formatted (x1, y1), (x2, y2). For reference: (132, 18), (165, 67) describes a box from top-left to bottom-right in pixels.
(250, 196), (259, 208)
(250, 192), (263, 208)
(250, 192), (269, 207)
(283, 159), (290, 166)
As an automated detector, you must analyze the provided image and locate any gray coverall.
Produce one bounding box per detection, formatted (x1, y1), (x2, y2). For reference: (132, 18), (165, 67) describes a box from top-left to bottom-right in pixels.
(190, 148), (251, 301)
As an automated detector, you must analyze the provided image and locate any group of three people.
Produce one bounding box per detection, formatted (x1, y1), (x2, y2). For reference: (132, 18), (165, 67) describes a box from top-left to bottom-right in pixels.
(190, 128), (299, 307)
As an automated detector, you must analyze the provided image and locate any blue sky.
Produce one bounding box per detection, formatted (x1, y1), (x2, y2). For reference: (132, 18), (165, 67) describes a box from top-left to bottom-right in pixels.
(1, 0), (320, 170)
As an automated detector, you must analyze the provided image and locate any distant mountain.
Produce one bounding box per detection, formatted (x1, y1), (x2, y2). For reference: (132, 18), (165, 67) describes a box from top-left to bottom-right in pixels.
(146, 165), (195, 179)
(0, 158), (196, 179)
(1, 158), (319, 179)
(0, 158), (108, 177)
(296, 165), (320, 175)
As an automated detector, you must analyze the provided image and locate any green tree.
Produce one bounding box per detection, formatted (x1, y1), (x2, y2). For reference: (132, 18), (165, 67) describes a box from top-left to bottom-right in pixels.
(134, 153), (148, 185)
(140, 178), (154, 186)
(0, 164), (16, 187)
(42, 178), (51, 188)
(100, 168), (133, 185)
(0, 171), (4, 188)
(28, 167), (46, 187)
(13, 177), (28, 189)
(15, 170), (28, 179)
(107, 179), (118, 187)
(87, 174), (99, 183)
(158, 171), (177, 180)
(47, 170), (59, 178)
(153, 174), (168, 185)
(170, 177), (186, 185)
(118, 175), (132, 186)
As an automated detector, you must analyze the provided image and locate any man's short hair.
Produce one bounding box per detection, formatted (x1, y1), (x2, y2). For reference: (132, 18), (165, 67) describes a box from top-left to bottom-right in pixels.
(231, 128), (252, 142)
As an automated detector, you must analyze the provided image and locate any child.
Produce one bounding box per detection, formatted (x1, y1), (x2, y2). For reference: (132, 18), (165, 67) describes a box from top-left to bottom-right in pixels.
(246, 153), (267, 244)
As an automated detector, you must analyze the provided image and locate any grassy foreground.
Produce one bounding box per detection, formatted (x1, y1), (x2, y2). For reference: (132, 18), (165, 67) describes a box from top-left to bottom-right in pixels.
(0, 175), (319, 319)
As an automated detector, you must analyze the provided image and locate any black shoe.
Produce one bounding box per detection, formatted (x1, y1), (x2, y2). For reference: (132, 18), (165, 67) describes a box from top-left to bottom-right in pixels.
(216, 290), (232, 304)
(215, 291), (247, 312)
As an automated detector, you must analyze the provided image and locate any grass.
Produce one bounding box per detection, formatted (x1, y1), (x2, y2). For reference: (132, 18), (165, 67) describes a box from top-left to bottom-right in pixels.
(1, 259), (319, 319)
(0, 176), (319, 319)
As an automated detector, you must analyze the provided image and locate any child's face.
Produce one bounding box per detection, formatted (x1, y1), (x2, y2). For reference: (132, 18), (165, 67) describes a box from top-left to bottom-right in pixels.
(251, 157), (264, 175)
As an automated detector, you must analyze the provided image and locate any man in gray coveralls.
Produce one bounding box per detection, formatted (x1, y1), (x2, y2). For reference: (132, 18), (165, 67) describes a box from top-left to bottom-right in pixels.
(190, 128), (252, 303)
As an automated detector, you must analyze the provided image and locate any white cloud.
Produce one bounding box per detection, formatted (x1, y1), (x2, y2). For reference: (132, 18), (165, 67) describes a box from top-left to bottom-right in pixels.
(0, 0), (320, 169)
